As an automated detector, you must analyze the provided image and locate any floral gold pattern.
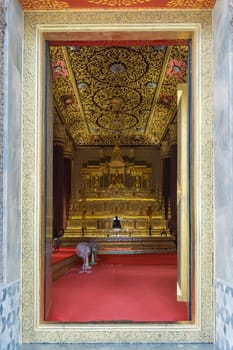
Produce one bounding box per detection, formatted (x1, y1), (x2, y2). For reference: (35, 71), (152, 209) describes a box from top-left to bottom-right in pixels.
(88, 0), (152, 7)
(166, 0), (215, 8)
(20, 0), (69, 10)
(51, 60), (68, 80)
(166, 59), (187, 81)
(50, 45), (188, 146)
(19, 0), (216, 10)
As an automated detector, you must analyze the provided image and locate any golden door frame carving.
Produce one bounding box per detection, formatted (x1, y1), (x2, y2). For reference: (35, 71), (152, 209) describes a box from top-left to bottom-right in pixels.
(22, 12), (214, 344)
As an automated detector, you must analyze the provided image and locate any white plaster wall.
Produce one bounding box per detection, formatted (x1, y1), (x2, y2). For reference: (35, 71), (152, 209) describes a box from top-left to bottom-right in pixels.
(4, 0), (23, 283)
(0, 0), (23, 348)
(0, 0), (5, 285)
(213, 0), (233, 348)
(213, 0), (233, 281)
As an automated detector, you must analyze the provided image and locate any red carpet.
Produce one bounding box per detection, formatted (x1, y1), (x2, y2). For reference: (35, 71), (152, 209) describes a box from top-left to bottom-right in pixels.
(48, 253), (188, 323)
(97, 253), (177, 265)
(52, 247), (76, 264)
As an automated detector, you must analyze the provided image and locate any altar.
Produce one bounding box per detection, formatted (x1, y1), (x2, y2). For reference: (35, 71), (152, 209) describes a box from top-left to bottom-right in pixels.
(65, 144), (171, 242)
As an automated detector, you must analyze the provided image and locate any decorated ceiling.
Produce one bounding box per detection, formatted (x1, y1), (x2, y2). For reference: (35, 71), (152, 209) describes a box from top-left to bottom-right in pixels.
(50, 43), (188, 146)
(20, 0), (216, 10)
(21, 0), (215, 147)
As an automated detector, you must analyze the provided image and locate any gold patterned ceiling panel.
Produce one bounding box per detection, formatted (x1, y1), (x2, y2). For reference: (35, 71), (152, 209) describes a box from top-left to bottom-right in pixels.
(50, 44), (188, 146)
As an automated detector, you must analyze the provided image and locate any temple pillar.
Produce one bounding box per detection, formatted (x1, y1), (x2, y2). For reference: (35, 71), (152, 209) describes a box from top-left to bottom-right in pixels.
(168, 123), (177, 237)
(161, 140), (171, 220)
(53, 122), (65, 235)
(64, 140), (73, 227)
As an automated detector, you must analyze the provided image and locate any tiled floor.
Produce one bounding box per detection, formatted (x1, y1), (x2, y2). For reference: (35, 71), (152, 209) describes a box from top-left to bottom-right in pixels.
(20, 344), (215, 350)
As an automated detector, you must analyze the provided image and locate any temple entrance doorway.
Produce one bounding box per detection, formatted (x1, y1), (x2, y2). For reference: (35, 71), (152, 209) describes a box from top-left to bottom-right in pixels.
(43, 34), (192, 324)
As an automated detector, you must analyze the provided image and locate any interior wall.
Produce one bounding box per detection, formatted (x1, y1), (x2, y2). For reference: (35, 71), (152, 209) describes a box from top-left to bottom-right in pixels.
(0, 0), (23, 347)
(213, 0), (233, 348)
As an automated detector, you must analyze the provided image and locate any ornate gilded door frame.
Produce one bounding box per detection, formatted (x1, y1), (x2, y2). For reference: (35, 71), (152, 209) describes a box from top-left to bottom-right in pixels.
(22, 13), (214, 343)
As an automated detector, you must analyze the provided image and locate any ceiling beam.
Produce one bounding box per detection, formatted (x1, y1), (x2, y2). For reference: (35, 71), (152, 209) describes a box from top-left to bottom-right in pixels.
(145, 45), (172, 133)
(62, 46), (90, 134)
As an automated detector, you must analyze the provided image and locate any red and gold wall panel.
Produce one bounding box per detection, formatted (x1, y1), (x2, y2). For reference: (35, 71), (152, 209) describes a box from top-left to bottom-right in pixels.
(20, 0), (216, 11)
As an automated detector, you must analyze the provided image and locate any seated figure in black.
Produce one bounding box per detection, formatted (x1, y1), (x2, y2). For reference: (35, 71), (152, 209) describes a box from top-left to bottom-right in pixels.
(112, 216), (121, 229)
(52, 228), (64, 252)
(53, 230), (60, 252)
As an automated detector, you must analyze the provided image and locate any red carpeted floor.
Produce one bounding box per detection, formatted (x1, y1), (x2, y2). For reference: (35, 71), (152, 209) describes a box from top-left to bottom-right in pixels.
(48, 253), (189, 323)
(52, 247), (76, 264)
(97, 253), (177, 265)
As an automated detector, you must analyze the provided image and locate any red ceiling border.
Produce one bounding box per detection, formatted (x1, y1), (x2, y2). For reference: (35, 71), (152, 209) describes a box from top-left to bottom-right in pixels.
(20, 0), (216, 11)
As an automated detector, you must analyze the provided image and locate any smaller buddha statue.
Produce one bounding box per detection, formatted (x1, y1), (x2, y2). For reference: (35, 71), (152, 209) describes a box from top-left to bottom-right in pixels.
(112, 216), (121, 229)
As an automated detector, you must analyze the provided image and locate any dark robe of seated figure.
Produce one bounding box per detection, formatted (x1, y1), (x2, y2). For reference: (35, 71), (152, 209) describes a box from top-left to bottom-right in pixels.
(112, 216), (121, 229)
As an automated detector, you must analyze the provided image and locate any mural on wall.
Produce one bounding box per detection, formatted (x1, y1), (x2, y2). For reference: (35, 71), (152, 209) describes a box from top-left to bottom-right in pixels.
(20, 0), (216, 10)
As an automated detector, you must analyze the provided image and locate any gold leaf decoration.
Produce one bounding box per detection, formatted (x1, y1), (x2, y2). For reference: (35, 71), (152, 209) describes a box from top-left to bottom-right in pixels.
(21, 0), (69, 10)
(166, 0), (215, 8)
(50, 44), (189, 146)
(88, 0), (152, 7)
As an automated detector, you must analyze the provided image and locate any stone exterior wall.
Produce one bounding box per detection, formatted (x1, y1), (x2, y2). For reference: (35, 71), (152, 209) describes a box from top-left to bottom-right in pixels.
(0, 0), (5, 286)
(0, 281), (20, 350)
(0, 0), (23, 348)
(213, 0), (233, 348)
(1, 0), (233, 347)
